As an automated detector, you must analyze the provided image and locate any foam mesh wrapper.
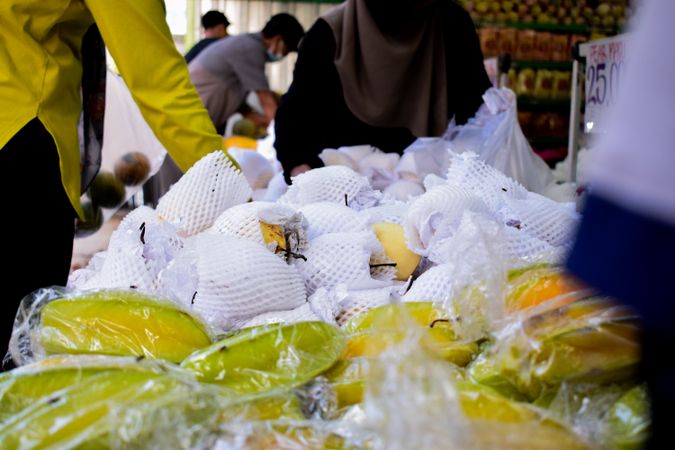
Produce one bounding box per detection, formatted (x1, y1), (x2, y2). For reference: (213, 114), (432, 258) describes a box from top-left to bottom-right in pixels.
(73, 206), (184, 293)
(157, 151), (252, 236)
(293, 231), (393, 296)
(279, 165), (381, 210)
(187, 233), (307, 330)
(299, 202), (369, 240)
(208, 201), (307, 255)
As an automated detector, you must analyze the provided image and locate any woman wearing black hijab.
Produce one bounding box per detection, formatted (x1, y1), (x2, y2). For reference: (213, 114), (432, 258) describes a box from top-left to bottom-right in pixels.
(274, 0), (491, 183)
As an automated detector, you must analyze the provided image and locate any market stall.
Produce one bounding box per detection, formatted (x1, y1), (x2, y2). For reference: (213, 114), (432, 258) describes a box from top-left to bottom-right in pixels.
(0, 2), (650, 449)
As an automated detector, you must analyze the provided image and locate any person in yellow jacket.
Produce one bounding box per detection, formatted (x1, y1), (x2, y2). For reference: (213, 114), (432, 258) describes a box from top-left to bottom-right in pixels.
(0, 0), (228, 363)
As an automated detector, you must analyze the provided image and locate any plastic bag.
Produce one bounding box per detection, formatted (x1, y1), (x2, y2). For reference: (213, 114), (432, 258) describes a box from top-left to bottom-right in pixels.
(445, 88), (555, 195)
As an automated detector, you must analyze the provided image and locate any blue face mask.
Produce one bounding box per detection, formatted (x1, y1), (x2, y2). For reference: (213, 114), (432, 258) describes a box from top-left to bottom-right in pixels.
(265, 50), (283, 62)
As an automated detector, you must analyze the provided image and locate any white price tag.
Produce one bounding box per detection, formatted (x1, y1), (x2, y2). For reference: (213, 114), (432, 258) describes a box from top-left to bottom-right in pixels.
(580, 34), (629, 134)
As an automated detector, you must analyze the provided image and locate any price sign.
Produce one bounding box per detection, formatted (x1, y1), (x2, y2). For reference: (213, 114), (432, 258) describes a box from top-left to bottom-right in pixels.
(579, 34), (629, 134)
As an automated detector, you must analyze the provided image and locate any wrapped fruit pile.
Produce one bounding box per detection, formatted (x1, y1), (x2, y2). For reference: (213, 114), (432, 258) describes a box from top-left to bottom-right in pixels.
(2, 148), (648, 449)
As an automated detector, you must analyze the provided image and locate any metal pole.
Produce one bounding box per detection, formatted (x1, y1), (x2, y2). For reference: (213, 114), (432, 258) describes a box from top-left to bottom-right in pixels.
(568, 46), (584, 184)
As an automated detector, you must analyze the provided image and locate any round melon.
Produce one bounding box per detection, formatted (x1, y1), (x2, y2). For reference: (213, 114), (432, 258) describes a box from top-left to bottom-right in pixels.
(232, 118), (258, 138)
(76, 201), (103, 236)
(88, 171), (126, 208)
(114, 151), (151, 186)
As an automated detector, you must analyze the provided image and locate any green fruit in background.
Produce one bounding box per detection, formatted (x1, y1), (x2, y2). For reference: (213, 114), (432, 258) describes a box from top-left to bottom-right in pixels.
(37, 290), (212, 362)
(606, 385), (651, 450)
(181, 322), (346, 395)
(75, 200), (103, 236)
(232, 118), (258, 139)
(114, 151), (151, 186)
(88, 171), (126, 208)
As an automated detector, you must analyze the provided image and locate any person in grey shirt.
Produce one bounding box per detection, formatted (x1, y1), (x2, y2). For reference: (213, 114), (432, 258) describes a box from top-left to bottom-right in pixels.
(189, 13), (305, 134)
(142, 13), (304, 208)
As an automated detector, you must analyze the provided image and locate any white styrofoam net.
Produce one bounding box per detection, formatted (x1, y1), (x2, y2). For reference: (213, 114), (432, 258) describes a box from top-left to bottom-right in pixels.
(446, 152), (528, 211)
(157, 151), (252, 236)
(207, 201), (306, 255)
(278, 165), (380, 210)
(299, 202), (369, 240)
(501, 193), (579, 248)
(403, 184), (489, 255)
(187, 233), (306, 330)
(383, 179), (425, 201)
(336, 286), (394, 326)
(293, 231), (393, 296)
(240, 284), (345, 328)
(240, 303), (320, 328)
(359, 202), (409, 226)
(75, 207), (184, 293)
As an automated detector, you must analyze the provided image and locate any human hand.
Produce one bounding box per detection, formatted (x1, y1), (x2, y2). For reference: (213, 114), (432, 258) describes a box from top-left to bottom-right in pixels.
(290, 164), (312, 177)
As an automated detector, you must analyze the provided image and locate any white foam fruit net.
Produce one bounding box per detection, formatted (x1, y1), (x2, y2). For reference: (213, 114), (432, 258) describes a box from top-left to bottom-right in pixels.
(501, 193), (579, 248)
(278, 165), (380, 210)
(403, 183), (489, 255)
(187, 233), (306, 330)
(207, 201), (306, 254)
(241, 284), (346, 328)
(402, 263), (456, 304)
(293, 231), (392, 296)
(359, 202), (409, 226)
(240, 302), (319, 329)
(157, 151), (252, 236)
(446, 152), (528, 211)
(76, 207), (184, 292)
(336, 286), (394, 326)
(299, 202), (369, 240)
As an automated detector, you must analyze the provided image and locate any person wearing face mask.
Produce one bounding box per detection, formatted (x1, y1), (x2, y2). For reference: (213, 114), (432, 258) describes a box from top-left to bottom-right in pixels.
(188, 13), (305, 134)
(274, 0), (491, 182)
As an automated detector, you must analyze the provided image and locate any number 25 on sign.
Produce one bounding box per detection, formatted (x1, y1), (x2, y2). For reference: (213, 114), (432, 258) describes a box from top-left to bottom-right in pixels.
(586, 39), (626, 108)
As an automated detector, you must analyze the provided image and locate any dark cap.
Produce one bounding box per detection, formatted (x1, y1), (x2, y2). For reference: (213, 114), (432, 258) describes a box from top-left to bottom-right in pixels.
(201, 10), (230, 29)
(261, 13), (305, 52)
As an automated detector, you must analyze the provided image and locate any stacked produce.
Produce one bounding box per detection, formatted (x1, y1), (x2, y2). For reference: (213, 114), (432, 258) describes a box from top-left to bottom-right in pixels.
(2, 143), (649, 448)
(462, 0), (632, 29)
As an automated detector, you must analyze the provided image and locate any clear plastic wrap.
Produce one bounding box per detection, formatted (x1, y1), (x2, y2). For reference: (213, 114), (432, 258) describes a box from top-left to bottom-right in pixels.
(485, 297), (641, 401)
(402, 183), (490, 256)
(7, 287), (213, 366)
(181, 321), (346, 395)
(0, 356), (198, 449)
(444, 87), (555, 195)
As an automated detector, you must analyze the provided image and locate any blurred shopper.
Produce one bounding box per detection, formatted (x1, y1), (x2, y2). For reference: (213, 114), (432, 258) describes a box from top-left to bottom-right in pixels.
(189, 13), (305, 134)
(184, 10), (231, 64)
(274, 0), (491, 182)
(565, 1), (675, 447)
(0, 0), (226, 363)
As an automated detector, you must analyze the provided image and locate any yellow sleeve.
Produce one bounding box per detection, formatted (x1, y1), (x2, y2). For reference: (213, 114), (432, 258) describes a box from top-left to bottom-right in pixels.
(84, 0), (227, 172)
